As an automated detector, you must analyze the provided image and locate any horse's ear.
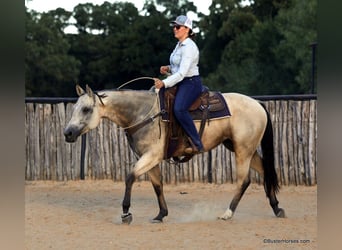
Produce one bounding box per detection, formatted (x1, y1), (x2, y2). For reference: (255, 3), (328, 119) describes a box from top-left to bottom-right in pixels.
(85, 84), (94, 98)
(76, 84), (85, 96)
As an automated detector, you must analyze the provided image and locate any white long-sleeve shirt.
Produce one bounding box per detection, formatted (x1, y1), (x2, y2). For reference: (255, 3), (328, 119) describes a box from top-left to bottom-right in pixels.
(162, 38), (200, 88)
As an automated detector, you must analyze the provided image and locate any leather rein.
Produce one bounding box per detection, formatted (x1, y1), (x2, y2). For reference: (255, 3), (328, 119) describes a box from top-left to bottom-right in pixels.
(115, 76), (165, 135)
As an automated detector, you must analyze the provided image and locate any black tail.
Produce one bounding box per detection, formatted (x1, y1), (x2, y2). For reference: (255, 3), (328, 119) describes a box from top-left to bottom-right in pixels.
(260, 103), (280, 198)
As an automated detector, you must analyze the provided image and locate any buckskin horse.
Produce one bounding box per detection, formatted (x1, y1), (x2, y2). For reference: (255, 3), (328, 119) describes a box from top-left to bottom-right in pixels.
(64, 84), (285, 224)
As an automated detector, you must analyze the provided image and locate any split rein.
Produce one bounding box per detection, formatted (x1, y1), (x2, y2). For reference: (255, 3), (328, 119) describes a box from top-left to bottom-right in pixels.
(117, 76), (155, 90)
(106, 77), (184, 165)
(122, 95), (164, 135)
(112, 77), (164, 135)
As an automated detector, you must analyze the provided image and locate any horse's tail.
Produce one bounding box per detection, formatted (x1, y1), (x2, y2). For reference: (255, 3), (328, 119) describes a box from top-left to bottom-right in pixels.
(260, 103), (280, 198)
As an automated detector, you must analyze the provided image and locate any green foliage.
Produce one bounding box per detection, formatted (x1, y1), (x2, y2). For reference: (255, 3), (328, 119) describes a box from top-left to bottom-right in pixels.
(25, 0), (317, 96)
(200, 0), (317, 95)
(25, 8), (81, 96)
(274, 0), (317, 93)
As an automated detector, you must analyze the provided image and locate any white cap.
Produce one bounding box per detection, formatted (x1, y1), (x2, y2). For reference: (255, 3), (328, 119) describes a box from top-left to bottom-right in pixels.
(170, 15), (193, 30)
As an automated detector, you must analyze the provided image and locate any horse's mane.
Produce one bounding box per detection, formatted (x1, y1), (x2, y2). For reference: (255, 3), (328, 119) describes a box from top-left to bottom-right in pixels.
(91, 91), (107, 105)
(93, 88), (157, 106)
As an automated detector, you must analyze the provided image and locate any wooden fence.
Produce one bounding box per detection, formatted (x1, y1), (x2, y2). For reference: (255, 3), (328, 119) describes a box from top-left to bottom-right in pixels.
(25, 96), (317, 186)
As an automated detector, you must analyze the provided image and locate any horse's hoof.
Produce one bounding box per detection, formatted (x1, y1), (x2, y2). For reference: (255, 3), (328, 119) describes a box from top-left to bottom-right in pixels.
(218, 209), (233, 220)
(217, 215), (232, 221)
(150, 218), (163, 223)
(217, 214), (233, 220)
(121, 213), (133, 224)
(276, 208), (286, 218)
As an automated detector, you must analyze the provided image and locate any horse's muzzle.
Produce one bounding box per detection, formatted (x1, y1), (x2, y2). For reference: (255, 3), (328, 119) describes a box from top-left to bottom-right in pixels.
(63, 126), (80, 143)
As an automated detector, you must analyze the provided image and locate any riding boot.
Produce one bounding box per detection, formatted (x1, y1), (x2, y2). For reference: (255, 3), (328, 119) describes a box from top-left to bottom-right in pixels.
(184, 137), (204, 154)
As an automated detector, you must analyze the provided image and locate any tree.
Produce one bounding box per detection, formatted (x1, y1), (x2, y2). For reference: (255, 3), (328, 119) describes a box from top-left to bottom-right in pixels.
(25, 8), (80, 96)
(274, 0), (317, 93)
(197, 0), (244, 78)
(67, 1), (173, 90)
(156, 0), (197, 18)
(25, 0), (317, 96)
(198, 0), (258, 91)
(199, 0), (317, 95)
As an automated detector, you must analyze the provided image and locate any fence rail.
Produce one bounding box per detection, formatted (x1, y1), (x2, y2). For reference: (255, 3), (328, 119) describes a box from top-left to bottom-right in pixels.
(25, 95), (317, 185)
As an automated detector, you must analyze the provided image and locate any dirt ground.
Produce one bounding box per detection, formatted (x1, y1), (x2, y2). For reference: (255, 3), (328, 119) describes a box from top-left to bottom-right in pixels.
(25, 180), (317, 250)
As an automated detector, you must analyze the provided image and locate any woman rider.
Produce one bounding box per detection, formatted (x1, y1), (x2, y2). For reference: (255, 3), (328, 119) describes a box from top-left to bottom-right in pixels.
(154, 15), (204, 154)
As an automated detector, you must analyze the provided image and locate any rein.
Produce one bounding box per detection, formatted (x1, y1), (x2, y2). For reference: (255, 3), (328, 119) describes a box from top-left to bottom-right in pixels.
(117, 76), (155, 90)
(122, 93), (163, 160)
(124, 109), (164, 135)
(96, 76), (161, 134)
(114, 76), (166, 135)
(118, 91), (163, 135)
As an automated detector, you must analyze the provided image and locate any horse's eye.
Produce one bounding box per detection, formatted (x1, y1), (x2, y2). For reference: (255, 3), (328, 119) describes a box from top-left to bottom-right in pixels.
(82, 107), (92, 114)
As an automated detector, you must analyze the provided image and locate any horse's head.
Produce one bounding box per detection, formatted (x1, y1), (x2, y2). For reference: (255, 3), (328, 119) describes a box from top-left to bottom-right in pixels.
(64, 84), (102, 143)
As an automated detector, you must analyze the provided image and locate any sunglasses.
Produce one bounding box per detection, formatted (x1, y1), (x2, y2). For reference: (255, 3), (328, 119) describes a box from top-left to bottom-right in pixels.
(173, 24), (184, 30)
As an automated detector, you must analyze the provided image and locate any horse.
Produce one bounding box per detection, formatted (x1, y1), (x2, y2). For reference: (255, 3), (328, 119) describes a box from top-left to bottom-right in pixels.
(64, 84), (285, 224)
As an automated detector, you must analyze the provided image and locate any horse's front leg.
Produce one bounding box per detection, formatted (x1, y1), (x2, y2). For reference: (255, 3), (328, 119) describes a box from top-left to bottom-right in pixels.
(121, 152), (163, 224)
(148, 166), (168, 223)
(121, 173), (135, 224)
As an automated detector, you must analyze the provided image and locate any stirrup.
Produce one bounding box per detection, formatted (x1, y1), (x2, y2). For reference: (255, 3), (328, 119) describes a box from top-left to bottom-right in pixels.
(184, 147), (203, 154)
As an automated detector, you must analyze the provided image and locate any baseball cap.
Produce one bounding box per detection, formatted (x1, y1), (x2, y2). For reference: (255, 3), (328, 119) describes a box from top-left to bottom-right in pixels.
(170, 15), (193, 30)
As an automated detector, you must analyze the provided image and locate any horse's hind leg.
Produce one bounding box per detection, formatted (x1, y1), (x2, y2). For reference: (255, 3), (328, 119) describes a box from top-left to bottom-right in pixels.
(250, 152), (285, 218)
(219, 154), (251, 220)
(148, 166), (168, 223)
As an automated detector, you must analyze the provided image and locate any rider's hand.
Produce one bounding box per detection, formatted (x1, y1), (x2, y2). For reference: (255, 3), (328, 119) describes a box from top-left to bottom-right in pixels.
(153, 78), (165, 89)
(160, 66), (170, 75)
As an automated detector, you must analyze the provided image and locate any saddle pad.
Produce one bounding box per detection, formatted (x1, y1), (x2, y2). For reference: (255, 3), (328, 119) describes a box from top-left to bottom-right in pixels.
(190, 92), (231, 121)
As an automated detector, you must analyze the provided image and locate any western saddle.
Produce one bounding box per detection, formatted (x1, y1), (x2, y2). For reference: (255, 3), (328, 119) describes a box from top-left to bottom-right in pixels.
(159, 86), (229, 162)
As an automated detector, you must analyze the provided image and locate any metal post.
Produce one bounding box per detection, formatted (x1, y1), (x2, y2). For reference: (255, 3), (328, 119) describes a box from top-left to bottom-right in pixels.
(310, 42), (317, 94)
(80, 134), (86, 180)
(207, 150), (212, 183)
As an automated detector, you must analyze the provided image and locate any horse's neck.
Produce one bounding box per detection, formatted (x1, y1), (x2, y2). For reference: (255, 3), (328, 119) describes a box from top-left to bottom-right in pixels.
(101, 90), (157, 127)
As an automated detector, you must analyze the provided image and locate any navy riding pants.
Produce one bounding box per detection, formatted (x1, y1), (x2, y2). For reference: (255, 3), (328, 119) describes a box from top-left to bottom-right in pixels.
(173, 76), (204, 150)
